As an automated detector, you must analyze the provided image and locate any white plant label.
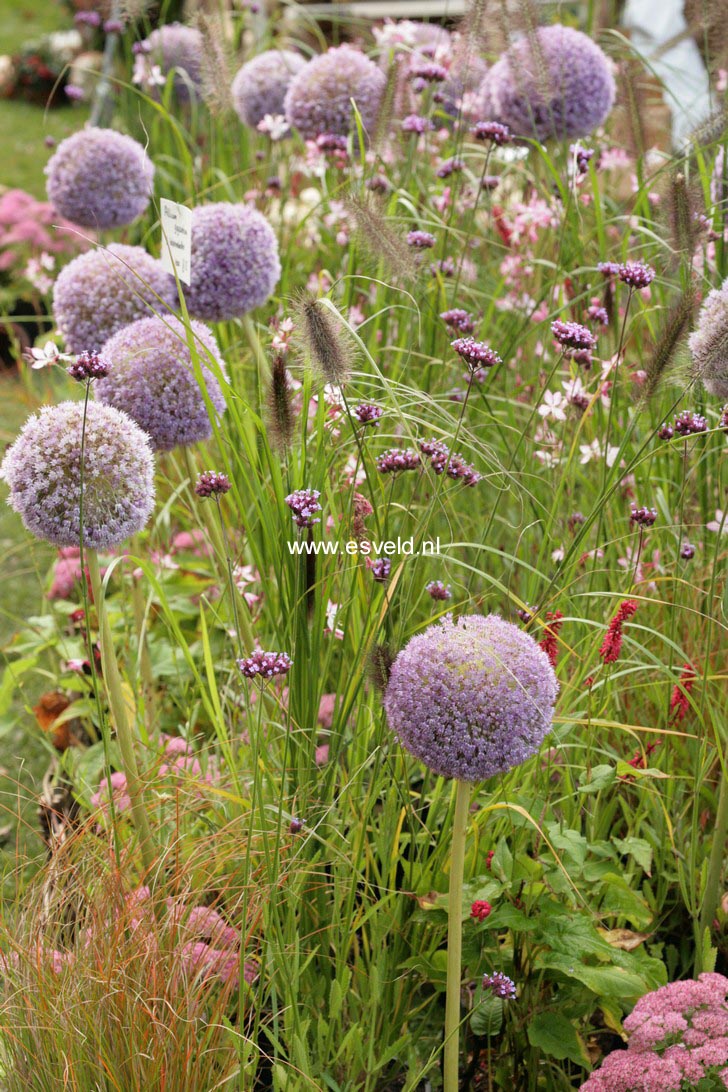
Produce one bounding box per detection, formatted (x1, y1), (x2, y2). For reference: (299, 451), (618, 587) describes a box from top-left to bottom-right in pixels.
(160, 199), (192, 286)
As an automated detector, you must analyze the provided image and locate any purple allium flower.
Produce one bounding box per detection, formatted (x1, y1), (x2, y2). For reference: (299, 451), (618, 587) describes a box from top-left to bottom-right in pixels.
(67, 351), (109, 382)
(407, 230), (437, 249)
(482, 972), (517, 1000)
(618, 261), (655, 289)
(436, 157), (465, 178)
(1, 401), (155, 550)
(674, 410), (708, 436)
(441, 309), (476, 334)
(451, 337), (502, 370)
(284, 45), (386, 141)
(401, 114), (434, 134)
(135, 23), (204, 101)
(237, 650), (292, 679)
(231, 50), (306, 129)
(409, 62), (448, 83)
(681, 542), (695, 560)
(352, 403), (383, 426)
(689, 278), (728, 399)
(195, 471), (231, 498)
(370, 558), (391, 582)
(551, 320), (597, 352)
(285, 488), (322, 528)
(384, 614), (558, 782)
(426, 580), (452, 601)
(96, 316), (227, 452)
(597, 260), (621, 277)
(471, 120), (512, 145)
(478, 24), (615, 142)
(53, 244), (177, 355)
(182, 203), (280, 322)
(376, 448), (421, 474)
(631, 505), (657, 527)
(45, 128), (154, 229)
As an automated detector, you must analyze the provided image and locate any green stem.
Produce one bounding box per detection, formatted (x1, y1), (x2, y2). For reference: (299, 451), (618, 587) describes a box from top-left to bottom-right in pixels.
(697, 765), (728, 971)
(444, 779), (470, 1091)
(87, 548), (158, 883)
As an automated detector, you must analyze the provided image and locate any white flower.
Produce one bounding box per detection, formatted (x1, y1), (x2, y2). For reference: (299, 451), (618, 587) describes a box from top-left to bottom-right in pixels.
(535, 449), (561, 469)
(707, 510), (728, 534)
(24, 342), (72, 370)
(551, 546), (565, 562)
(324, 600), (344, 640)
(257, 114), (289, 141)
(538, 390), (567, 421)
(579, 440), (619, 467)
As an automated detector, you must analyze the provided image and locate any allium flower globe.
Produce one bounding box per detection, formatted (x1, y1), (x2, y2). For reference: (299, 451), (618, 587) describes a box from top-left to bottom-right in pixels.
(45, 127), (154, 229)
(231, 50), (306, 129)
(53, 244), (177, 353)
(135, 23), (204, 101)
(183, 203), (281, 322)
(284, 45), (386, 140)
(384, 614), (558, 781)
(479, 24), (615, 142)
(689, 277), (728, 399)
(1, 401), (155, 550)
(96, 316), (227, 452)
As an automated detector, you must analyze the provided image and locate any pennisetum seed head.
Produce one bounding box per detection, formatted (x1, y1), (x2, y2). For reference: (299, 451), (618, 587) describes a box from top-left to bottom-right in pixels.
(294, 292), (354, 387)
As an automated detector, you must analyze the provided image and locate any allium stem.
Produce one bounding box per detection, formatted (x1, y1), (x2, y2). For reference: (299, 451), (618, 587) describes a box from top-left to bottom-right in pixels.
(87, 549), (157, 882)
(444, 779), (470, 1090)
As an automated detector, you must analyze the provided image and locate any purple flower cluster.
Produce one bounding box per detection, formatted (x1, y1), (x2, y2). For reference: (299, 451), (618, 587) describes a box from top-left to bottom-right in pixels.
(441, 309), (476, 334)
(482, 972), (517, 1000)
(426, 580), (452, 601)
(436, 157), (465, 179)
(409, 62), (448, 83)
(471, 120), (512, 145)
(376, 448), (421, 474)
(384, 613), (558, 782)
(573, 143), (595, 173)
(401, 114), (434, 134)
(689, 277), (728, 399)
(420, 439), (481, 486)
(581, 973), (728, 1091)
(195, 471), (231, 498)
(598, 260), (621, 277)
(352, 403), (384, 426)
(551, 320), (597, 352)
(1, 401), (155, 550)
(284, 45), (386, 141)
(53, 243), (177, 355)
(183, 203), (281, 322)
(407, 230), (437, 249)
(238, 650), (292, 679)
(135, 23), (204, 101)
(96, 316), (227, 452)
(369, 558), (391, 582)
(46, 127), (154, 230)
(67, 351), (109, 383)
(479, 24), (615, 142)
(631, 505), (658, 527)
(619, 261), (655, 289)
(451, 337), (501, 370)
(285, 489), (322, 528)
(673, 410), (708, 436)
(231, 50), (306, 129)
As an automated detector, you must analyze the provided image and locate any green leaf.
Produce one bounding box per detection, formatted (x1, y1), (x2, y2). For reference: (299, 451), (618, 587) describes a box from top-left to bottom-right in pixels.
(701, 926), (718, 974)
(0, 655), (37, 716)
(578, 764), (616, 794)
(471, 990), (504, 1037)
(612, 837), (653, 876)
(527, 1012), (590, 1068)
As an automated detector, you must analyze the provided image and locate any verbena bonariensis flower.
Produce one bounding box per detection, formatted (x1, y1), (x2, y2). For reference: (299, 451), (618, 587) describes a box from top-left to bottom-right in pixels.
(407, 230), (437, 249)
(376, 448), (421, 474)
(369, 558), (391, 582)
(482, 972), (517, 999)
(231, 50), (306, 129)
(689, 278), (728, 399)
(451, 337), (502, 370)
(471, 120), (512, 145)
(45, 128), (154, 229)
(195, 471), (231, 498)
(183, 203), (281, 322)
(135, 23), (204, 101)
(441, 309), (476, 334)
(409, 62), (448, 83)
(478, 24), (615, 142)
(673, 410), (708, 436)
(285, 488), (322, 528)
(680, 542), (695, 560)
(384, 614), (558, 781)
(401, 114), (434, 134)
(618, 261), (655, 289)
(599, 599), (639, 663)
(1, 401), (155, 549)
(67, 351), (109, 382)
(551, 320), (597, 352)
(237, 650), (292, 679)
(436, 157), (465, 179)
(352, 403), (383, 426)
(96, 315), (227, 452)
(572, 143), (595, 173)
(597, 260), (620, 277)
(426, 580), (452, 601)
(284, 45), (386, 141)
(53, 243), (177, 355)
(631, 505), (658, 527)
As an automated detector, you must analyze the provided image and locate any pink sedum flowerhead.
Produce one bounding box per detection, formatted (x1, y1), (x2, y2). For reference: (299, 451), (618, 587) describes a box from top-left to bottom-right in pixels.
(1, 401), (155, 550)
(53, 243), (177, 354)
(231, 50), (306, 129)
(97, 315), (227, 452)
(384, 614), (558, 782)
(183, 203), (281, 322)
(46, 127), (154, 229)
(479, 24), (615, 142)
(284, 45), (386, 141)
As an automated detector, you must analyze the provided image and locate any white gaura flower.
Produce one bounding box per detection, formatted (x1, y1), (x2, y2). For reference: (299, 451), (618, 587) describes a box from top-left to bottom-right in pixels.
(579, 439), (619, 467)
(538, 389), (567, 421)
(706, 510), (728, 534)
